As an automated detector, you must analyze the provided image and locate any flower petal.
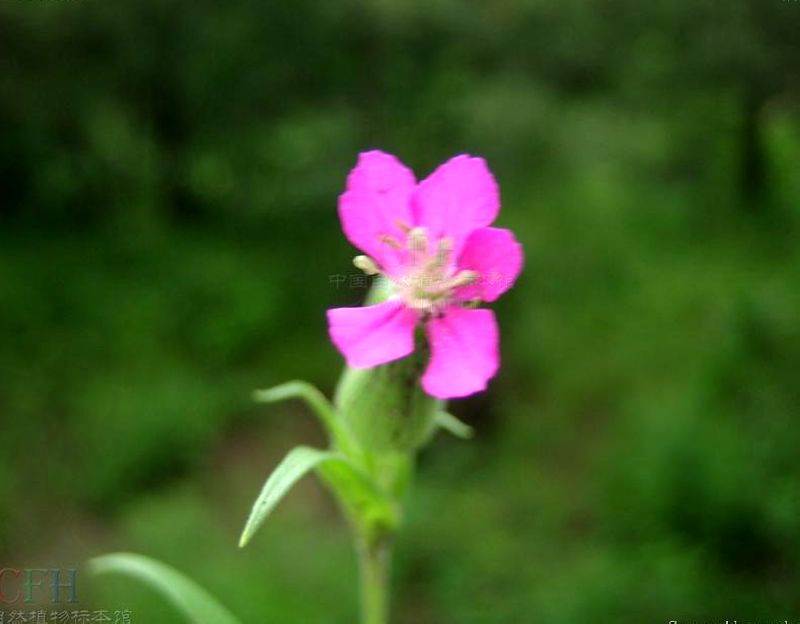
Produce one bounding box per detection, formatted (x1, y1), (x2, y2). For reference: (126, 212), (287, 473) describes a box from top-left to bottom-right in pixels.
(455, 227), (523, 302)
(327, 300), (417, 369)
(422, 307), (499, 399)
(412, 155), (500, 255)
(338, 151), (416, 273)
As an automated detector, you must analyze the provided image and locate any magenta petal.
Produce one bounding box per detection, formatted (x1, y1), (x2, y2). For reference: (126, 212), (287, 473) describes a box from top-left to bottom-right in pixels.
(455, 227), (523, 302)
(327, 300), (417, 369)
(338, 151), (416, 273)
(412, 155), (500, 255)
(422, 307), (499, 399)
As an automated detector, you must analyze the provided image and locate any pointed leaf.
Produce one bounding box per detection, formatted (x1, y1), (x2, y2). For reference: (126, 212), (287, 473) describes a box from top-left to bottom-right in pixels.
(239, 446), (396, 548)
(89, 552), (241, 624)
(239, 446), (335, 548)
(253, 381), (358, 456)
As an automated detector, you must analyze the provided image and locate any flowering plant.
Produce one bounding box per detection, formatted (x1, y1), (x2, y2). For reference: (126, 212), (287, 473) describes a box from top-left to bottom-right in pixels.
(90, 151), (522, 624)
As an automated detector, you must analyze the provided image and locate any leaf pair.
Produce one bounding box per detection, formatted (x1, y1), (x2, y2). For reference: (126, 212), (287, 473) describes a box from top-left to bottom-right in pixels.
(253, 380), (360, 457)
(240, 381), (473, 547)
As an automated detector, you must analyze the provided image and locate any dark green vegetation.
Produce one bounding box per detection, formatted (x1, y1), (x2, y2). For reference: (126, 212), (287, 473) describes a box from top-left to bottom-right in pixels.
(2, 1), (800, 621)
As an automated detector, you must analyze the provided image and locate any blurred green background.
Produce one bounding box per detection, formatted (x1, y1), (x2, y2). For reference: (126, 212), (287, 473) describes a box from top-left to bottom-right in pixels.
(2, 0), (800, 621)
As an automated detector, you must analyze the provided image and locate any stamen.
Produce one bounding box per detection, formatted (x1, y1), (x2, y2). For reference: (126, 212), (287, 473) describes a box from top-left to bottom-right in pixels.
(435, 237), (453, 267)
(390, 231), (475, 315)
(443, 270), (479, 290)
(353, 255), (380, 275)
(394, 219), (412, 234)
(378, 234), (403, 250)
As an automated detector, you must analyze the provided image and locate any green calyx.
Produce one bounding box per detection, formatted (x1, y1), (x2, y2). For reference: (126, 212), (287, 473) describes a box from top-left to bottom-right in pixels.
(334, 351), (442, 455)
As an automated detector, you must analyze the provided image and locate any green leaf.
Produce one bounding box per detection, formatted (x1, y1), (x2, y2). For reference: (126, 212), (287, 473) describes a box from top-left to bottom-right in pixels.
(239, 446), (395, 548)
(239, 446), (334, 547)
(253, 381), (358, 456)
(89, 552), (241, 624)
(436, 411), (474, 439)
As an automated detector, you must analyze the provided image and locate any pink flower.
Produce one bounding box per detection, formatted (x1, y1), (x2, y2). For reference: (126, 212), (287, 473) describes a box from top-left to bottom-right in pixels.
(327, 151), (523, 399)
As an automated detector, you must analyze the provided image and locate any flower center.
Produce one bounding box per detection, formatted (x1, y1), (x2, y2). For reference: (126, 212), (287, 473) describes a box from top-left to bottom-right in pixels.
(354, 222), (478, 317)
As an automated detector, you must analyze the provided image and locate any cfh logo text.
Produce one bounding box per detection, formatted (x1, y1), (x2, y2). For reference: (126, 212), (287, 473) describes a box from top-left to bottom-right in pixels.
(0, 568), (78, 604)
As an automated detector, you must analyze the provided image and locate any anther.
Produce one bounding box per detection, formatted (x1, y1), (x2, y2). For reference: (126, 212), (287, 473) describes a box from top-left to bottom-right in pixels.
(353, 255), (380, 275)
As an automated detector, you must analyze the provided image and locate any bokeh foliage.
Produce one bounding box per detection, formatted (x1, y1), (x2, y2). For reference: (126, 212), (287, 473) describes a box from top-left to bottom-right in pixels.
(1, 0), (800, 621)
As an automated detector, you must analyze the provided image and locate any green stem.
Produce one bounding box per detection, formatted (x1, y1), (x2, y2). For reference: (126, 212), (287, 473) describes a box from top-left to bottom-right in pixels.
(357, 536), (392, 624)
